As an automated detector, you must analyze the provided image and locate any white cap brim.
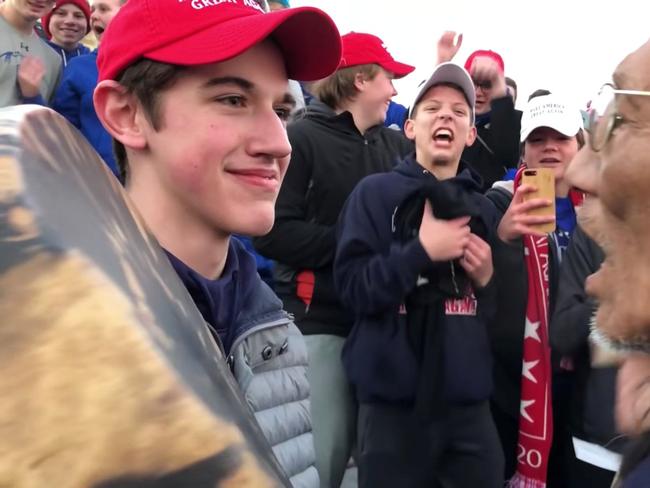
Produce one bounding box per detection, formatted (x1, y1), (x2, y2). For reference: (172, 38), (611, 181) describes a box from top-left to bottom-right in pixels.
(520, 95), (583, 142)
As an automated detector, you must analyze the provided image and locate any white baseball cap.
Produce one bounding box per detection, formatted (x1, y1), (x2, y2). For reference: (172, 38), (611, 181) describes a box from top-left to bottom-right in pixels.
(410, 62), (476, 123)
(520, 94), (583, 142)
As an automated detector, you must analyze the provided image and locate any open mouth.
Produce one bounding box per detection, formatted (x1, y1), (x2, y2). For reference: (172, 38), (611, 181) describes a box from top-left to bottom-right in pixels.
(433, 128), (454, 144)
(92, 24), (105, 36)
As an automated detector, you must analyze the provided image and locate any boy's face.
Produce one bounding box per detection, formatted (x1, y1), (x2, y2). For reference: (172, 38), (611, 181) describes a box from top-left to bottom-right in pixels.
(90, 0), (121, 42)
(523, 127), (578, 185)
(356, 68), (397, 127)
(566, 39), (650, 344)
(137, 40), (293, 237)
(49, 4), (88, 48)
(405, 84), (476, 169)
(7, 0), (55, 22)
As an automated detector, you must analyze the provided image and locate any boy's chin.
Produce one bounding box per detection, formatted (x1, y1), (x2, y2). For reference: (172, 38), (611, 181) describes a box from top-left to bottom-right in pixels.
(230, 213), (275, 238)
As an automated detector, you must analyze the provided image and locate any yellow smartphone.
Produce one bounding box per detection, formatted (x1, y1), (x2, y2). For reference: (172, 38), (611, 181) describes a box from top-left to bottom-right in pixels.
(521, 168), (555, 234)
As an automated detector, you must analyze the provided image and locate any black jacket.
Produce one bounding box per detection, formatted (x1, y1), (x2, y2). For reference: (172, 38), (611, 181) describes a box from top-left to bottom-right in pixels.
(335, 156), (499, 406)
(550, 225), (627, 453)
(462, 96), (521, 191)
(254, 101), (413, 337)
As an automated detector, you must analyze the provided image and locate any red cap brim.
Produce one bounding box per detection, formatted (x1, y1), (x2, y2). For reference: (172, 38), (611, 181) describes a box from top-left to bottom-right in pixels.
(144, 7), (341, 82)
(378, 60), (415, 79)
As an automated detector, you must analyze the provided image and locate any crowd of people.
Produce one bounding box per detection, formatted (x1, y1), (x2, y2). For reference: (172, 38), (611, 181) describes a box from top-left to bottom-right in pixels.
(1, 0), (649, 487)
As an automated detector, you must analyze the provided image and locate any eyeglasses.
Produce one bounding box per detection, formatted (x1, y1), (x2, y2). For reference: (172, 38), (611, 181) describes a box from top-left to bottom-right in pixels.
(586, 83), (650, 152)
(473, 79), (492, 91)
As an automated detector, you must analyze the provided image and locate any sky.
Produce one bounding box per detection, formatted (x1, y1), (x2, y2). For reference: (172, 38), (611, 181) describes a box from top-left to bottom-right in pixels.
(290, 0), (649, 110)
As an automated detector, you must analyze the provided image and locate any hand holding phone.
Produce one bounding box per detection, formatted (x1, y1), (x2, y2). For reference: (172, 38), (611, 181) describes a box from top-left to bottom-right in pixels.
(521, 168), (556, 234)
(497, 171), (556, 243)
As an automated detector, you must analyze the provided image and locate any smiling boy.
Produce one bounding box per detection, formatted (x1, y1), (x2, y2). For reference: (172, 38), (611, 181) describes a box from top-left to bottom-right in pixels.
(92, 1), (341, 486)
(52, 0), (124, 177)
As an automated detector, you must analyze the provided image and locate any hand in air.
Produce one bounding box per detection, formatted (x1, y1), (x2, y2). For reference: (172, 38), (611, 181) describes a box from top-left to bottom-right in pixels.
(17, 56), (46, 99)
(468, 55), (506, 97)
(437, 31), (463, 64)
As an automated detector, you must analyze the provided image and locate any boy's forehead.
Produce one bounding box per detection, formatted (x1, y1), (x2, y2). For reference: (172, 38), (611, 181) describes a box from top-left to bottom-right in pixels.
(420, 84), (469, 105)
(176, 42), (291, 93)
(91, 0), (120, 8)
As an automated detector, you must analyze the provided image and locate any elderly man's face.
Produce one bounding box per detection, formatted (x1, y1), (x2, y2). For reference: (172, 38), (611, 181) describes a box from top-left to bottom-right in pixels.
(566, 40), (650, 347)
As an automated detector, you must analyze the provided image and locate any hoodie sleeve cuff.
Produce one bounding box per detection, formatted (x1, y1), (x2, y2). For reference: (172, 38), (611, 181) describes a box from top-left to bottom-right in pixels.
(22, 95), (46, 106)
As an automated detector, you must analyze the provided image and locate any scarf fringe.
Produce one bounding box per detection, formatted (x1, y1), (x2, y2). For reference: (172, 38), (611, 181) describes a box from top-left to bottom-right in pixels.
(508, 472), (546, 488)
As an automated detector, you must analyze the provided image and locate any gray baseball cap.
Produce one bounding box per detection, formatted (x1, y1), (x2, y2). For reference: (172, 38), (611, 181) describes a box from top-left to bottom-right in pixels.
(410, 62), (476, 123)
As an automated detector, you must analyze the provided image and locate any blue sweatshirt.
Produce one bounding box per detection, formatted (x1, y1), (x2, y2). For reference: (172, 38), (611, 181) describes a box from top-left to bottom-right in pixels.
(52, 51), (119, 177)
(46, 40), (90, 67)
(384, 100), (408, 130)
(334, 155), (499, 405)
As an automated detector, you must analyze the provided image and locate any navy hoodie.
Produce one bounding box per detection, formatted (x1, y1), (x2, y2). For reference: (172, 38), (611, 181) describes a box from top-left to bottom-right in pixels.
(165, 239), (259, 354)
(334, 155), (499, 406)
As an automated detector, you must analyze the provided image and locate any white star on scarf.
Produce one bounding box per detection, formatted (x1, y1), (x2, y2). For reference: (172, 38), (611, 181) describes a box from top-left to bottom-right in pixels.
(522, 360), (539, 383)
(524, 318), (541, 342)
(520, 399), (535, 423)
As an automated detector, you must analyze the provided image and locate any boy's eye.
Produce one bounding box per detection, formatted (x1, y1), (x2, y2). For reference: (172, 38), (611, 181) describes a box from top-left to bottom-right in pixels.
(275, 106), (292, 122)
(216, 95), (246, 108)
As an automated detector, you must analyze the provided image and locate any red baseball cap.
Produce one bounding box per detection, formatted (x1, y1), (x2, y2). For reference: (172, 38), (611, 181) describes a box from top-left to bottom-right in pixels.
(41, 0), (91, 39)
(464, 50), (505, 74)
(338, 32), (414, 79)
(97, 0), (342, 83)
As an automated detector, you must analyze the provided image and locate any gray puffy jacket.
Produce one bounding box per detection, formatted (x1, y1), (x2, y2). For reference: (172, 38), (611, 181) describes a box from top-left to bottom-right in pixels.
(227, 282), (318, 488)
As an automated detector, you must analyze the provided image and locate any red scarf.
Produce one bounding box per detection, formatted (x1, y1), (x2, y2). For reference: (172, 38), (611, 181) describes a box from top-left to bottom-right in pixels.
(508, 167), (554, 488)
(508, 168), (584, 487)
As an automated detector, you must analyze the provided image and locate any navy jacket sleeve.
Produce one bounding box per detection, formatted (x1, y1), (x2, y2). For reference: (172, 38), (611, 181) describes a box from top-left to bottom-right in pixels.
(550, 225), (605, 355)
(254, 127), (336, 270)
(490, 96), (521, 169)
(334, 178), (432, 316)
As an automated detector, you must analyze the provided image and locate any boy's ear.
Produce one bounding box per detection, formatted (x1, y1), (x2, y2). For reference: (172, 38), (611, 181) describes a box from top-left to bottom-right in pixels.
(465, 125), (477, 147)
(353, 72), (367, 92)
(404, 117), (416, 141)
(93, 80), (147, 151)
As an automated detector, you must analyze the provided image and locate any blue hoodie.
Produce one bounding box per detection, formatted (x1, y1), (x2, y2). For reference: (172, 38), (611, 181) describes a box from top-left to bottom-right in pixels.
(52, 51), (119, 177)
(46, 40), (90, 67)
(334, 155), (499, 406)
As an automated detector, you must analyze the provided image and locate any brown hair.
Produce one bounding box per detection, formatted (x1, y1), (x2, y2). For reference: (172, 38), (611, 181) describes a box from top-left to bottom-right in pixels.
(310, 63), (381, 110)
(112, 59), (186, 182)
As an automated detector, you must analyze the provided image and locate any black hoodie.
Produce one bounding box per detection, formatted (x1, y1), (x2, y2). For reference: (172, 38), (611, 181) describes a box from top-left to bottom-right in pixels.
(334, 156), (499, 406)
(254, 100), (413, 337)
